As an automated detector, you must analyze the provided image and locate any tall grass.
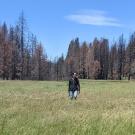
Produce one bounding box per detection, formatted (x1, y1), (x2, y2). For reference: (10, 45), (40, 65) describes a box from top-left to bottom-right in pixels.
(0, 80), (134, 135)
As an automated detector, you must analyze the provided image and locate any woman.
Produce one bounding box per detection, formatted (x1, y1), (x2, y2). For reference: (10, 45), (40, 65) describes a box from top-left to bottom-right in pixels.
(68, 73), (80, 100)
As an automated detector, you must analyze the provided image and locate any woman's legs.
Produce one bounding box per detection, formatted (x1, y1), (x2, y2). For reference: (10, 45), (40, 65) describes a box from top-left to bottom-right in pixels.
(69, 90), (78, 100)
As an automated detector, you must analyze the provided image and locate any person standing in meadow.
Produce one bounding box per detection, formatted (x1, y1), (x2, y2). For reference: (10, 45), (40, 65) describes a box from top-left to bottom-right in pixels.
(68, 73), (80, 100)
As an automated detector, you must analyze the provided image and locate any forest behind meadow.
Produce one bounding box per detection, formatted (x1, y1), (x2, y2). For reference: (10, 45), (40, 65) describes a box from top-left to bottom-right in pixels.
(0, 12), (135, 81)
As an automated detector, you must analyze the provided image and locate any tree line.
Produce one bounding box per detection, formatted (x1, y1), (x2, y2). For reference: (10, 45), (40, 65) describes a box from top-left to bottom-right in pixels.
(0, 13), (135, 80)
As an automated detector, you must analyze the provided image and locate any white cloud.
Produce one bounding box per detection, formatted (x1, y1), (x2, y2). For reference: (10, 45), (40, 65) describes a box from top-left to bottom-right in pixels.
(65, 10), (123, 27)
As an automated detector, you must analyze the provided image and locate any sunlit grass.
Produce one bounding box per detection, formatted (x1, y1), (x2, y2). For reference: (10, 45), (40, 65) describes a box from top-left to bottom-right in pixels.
(0, 80), (135, 135)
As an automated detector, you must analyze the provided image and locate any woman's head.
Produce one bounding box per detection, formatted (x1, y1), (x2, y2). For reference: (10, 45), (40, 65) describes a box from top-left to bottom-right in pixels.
(72, 73), (77, 78)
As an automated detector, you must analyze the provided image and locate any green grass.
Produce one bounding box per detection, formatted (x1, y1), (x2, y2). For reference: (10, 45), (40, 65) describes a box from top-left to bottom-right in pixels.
(0, 80), (135, 135)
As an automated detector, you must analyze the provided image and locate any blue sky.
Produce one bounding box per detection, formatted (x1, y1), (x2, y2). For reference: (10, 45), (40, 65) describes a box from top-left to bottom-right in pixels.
(0, 0), (135, 58)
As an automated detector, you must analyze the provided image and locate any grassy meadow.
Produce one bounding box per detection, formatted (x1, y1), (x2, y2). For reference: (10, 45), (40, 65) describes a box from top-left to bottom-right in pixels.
(0, 80), (135, 135)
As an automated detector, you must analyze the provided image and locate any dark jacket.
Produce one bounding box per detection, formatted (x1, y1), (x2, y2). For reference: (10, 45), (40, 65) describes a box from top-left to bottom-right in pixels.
(68, 77), (80, 92)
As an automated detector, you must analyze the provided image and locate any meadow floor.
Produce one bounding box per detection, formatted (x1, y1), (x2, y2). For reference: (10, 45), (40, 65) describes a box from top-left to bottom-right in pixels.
(0, 80), (135, 135)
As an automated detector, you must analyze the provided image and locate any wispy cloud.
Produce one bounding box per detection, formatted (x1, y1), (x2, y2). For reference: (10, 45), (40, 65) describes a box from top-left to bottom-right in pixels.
(65, 10), (123, 27)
